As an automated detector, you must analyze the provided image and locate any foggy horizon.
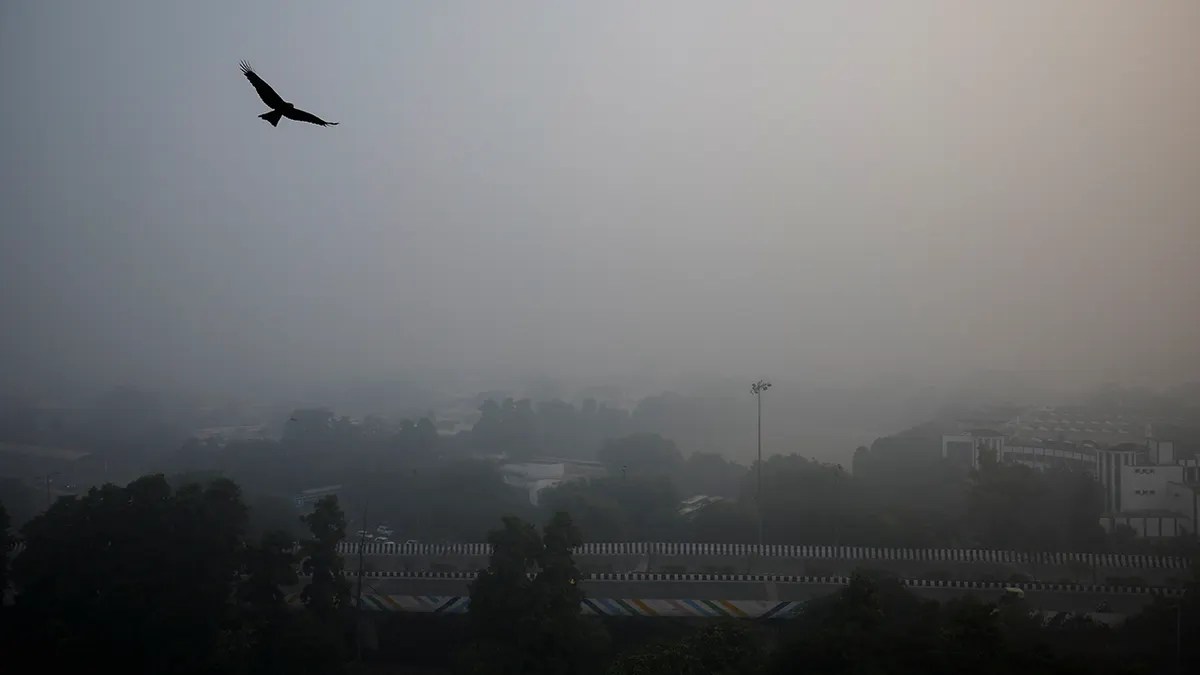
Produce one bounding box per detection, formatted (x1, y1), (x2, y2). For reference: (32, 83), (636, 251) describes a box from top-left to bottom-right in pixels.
(3, 1), (1198, 398)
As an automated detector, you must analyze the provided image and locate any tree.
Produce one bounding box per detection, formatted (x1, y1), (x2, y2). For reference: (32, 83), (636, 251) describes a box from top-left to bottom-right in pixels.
(528, 512), (595, 674)
(283, 408), (340, 445)
(463, 516), (542, 673)
(771, 572), (944, 675)
(247, 493), (304, 540)
(597, 433), (683, 478)
(628, 392), (748, 457)
(609, 623), (764, 675)
(11, 474), (249, 674)
(238, 530), (305, 675)
(764, 569), (1111, 675)
(966, 451), (1105, 552)
(1112, 558), (1200, 675)
(472, 398), (540, 459)
(540, 476), (683, 542)
(428, 460), (535, 540)
(360, 459), (534, 544)
(0, 478), (36, 531)
(690, 501), (757, 544)
(851, 428), (968, 547)
(464, 513), (605, 675)
(746, 454), (857, 545)
(535, 399), (584, 458)
(677, 452), (746, 498)
(0, 499), (9, 602)
(299, 495), (350, 619)
(966, 453), (1046, 549)
(241, 530), (299, 614)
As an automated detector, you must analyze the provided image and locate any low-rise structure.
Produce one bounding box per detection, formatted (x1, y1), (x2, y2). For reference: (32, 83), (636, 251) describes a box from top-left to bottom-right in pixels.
(678, 495), (724, 519)
(499, 457), (607, 506)
(189, 424), (271, 445)
(293, 484), (343, 510)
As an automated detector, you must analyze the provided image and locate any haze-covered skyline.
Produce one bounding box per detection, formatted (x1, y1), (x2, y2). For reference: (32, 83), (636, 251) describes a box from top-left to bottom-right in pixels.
(2, 1), (1198, 396)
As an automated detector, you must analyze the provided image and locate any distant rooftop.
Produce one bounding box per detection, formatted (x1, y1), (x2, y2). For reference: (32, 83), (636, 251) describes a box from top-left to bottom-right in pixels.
(678, 495), (723, 518)
(965, 429), (1004, 437)
(1103, 508), (1190, 519)
(0, 443), (92, 462)
(299, 484), (342, 495)
(529, 456), (605, 468)
(1004, 438), (1100, 455)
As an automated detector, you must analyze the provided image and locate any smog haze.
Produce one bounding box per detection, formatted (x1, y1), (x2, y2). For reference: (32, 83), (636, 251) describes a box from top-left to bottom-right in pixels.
(2, 1), (1198, 396)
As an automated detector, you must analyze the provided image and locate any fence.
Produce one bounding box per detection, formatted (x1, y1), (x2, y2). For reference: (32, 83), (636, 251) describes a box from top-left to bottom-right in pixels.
(332, 541), (1190, 569)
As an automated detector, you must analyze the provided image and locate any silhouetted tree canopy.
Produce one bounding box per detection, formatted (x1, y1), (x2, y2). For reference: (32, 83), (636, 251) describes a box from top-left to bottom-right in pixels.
(540, 476), (682, 542)
(597, 433), (683, 478)
(299, 495), (350, 619)
(0, 499), (10, 601)
(967, 449), (1106, 552)
(463, 512), (607, 674)
(11, 474), (248, 673)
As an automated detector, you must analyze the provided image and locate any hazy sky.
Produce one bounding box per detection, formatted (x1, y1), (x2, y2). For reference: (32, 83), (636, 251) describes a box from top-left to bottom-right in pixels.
(1, 1), (1197, 395)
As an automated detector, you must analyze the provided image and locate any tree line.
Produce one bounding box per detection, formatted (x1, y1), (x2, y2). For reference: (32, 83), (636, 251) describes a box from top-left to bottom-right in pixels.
(2, 392), (1188, 557)
(172, 420), (1180, 557)
(1, 475), (352, 674)
(2, 473), (1197, 674)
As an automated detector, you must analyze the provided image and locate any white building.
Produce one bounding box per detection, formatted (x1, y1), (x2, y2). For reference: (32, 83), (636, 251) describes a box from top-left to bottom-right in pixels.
(1006, 409), (1144, 446)
(1005, 440), (1099, 474)
(1093, 426), (1199, 538)
(1097, 459), (1198, 537)
(499, 458), (607, 506)
(941, 424), (1198, 538)
(941, 430), (1005, 469)
(678, 495), (724, 519)
(293, 484), (342, 510)
(189, 424), (270, 445)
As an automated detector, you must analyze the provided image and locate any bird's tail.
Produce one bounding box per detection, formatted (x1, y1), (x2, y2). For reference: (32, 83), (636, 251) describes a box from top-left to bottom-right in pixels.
(259, 110), (284, 127)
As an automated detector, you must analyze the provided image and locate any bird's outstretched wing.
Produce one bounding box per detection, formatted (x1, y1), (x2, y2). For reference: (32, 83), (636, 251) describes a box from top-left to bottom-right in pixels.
(284, 107), (339, 126)
(240, 61), (286, 109)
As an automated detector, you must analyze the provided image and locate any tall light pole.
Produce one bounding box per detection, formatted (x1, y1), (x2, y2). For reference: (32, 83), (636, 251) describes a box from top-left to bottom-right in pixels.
(1176, 598), (1184, 675)
(751, 379), (771, 551)
(354, 502), (369, 663)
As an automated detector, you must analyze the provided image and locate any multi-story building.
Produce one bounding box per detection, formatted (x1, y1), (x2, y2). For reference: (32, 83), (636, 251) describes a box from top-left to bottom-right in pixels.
(941, 424), (1198, 538)
(1005, 408), (1145, 446)
(941, 429), (1005, 470)
(1098, 432), (1198, 537)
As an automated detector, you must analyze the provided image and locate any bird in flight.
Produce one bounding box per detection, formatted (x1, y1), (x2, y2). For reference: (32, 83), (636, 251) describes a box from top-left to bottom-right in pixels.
(239, 61), (339, 127)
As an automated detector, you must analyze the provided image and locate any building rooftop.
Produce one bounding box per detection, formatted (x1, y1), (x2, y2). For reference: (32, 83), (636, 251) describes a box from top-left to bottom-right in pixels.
(1103, 509), (1190, 519)
(525, 457), (606, 468)
(0, 443), (92, 462)
(1004, 439), (1100, 456)
(299, 484), (342, 495)
(678, 495), (723, 518)
(965, 429), (1004, 437)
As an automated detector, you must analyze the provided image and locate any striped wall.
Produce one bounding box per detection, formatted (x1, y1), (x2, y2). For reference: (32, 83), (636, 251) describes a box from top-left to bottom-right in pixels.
(586, 598), (803, 619)
(7, 539), (1188, 570)
(281, 591), (801, 618)
(333, 541), (1190, 569)
(320, 570), (1186, 597)
(280, 592), (1133, 624)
